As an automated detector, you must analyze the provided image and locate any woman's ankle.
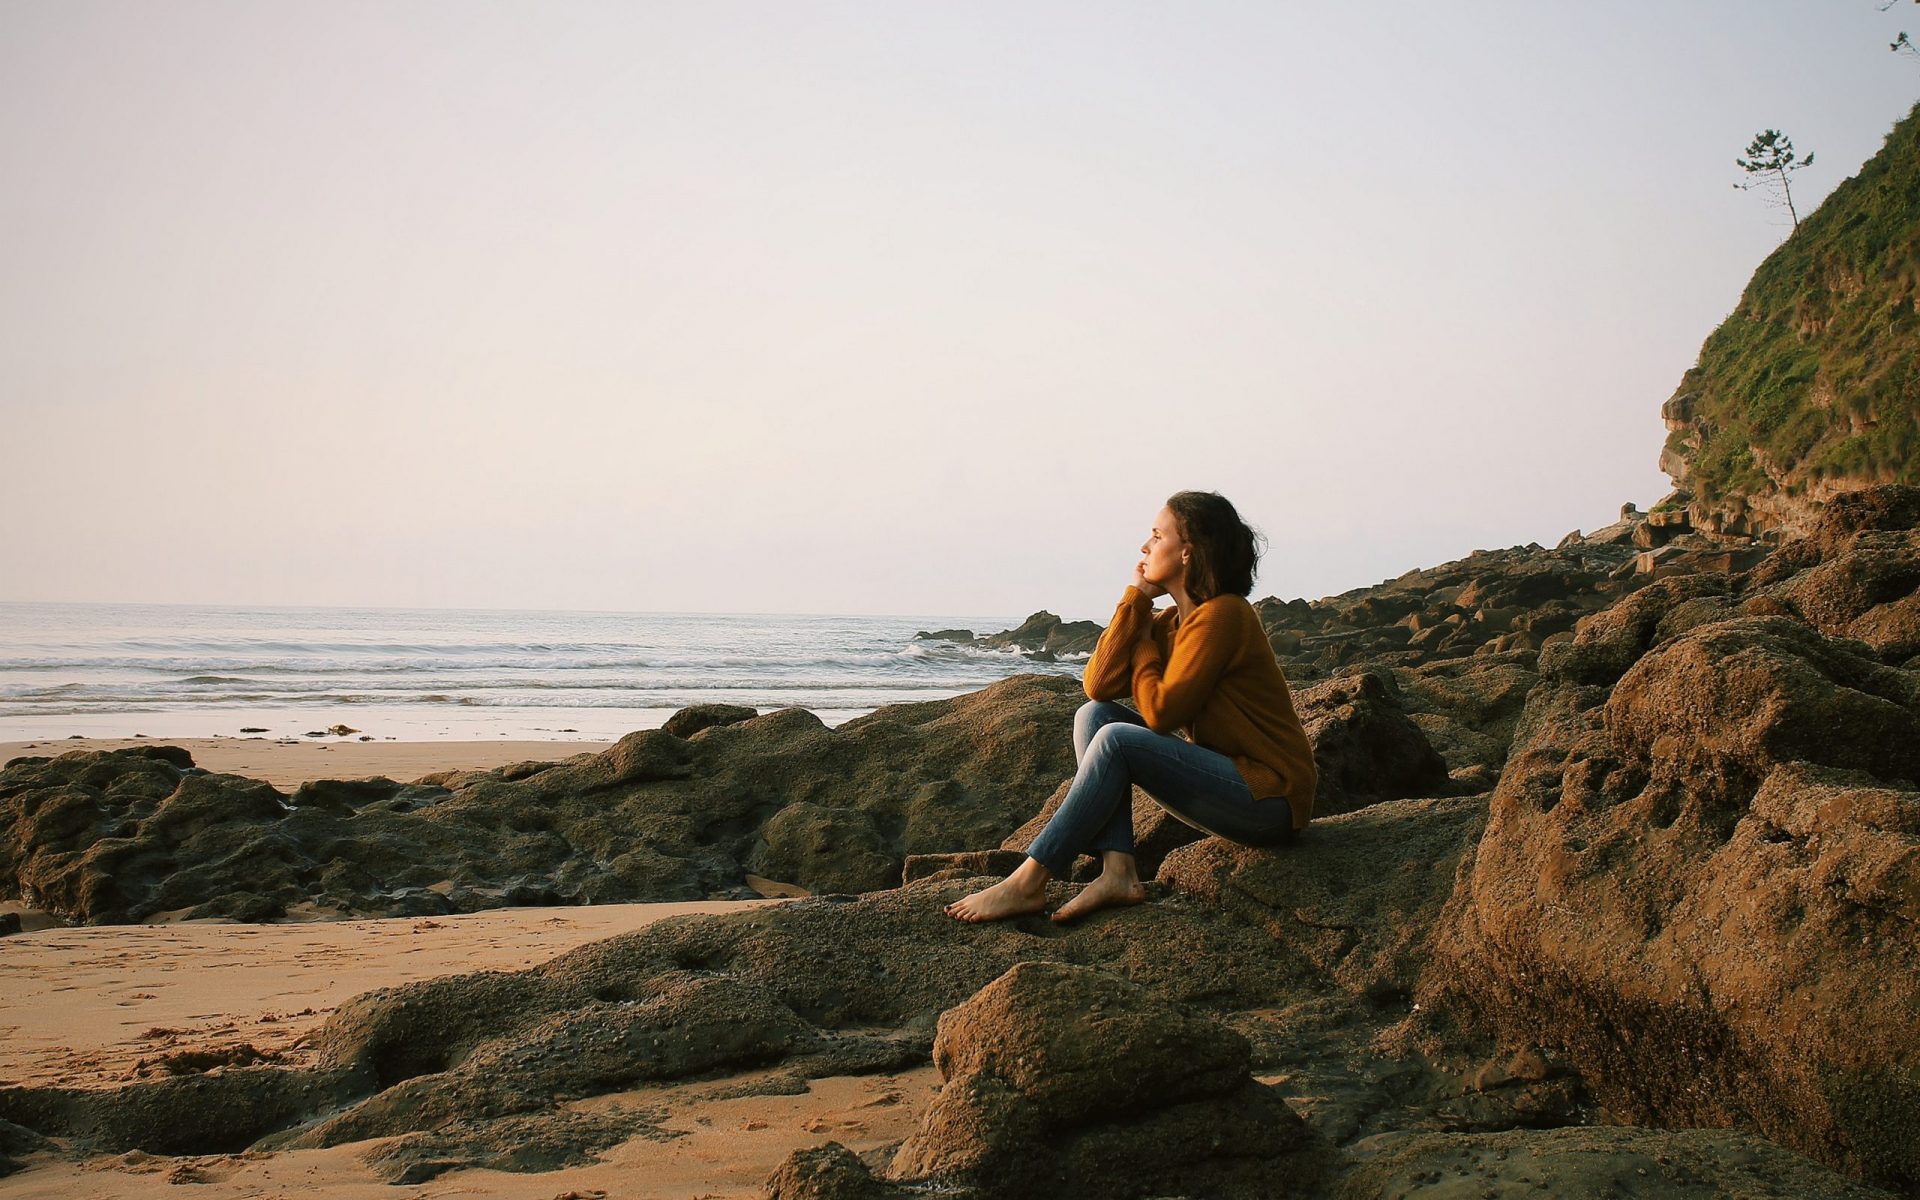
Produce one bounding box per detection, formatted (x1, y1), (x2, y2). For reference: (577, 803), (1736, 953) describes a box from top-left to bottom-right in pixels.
(1009, 857), (1053, 895)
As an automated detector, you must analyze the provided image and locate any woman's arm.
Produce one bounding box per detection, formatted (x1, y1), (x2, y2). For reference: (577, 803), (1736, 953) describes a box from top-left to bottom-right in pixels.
(1082, 585), (1155, 701)
(1129, 602), (1238, 733)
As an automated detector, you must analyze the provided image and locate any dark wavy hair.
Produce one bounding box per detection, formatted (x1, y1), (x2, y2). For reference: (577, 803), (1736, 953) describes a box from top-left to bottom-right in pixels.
(1166, 491), (1264, 603)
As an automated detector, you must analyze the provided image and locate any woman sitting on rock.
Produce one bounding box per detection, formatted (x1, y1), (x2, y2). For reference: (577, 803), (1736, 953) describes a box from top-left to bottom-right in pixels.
(946, 490), (1316, 923)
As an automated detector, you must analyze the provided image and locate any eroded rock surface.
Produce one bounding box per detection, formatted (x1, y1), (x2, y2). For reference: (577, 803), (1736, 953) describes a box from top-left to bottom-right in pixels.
(1337, 1125), (1894, 1200)
(885, 961), (1319, 1199)
(0, 675), (1083, 923)
(1424, 487), (1920, 1192)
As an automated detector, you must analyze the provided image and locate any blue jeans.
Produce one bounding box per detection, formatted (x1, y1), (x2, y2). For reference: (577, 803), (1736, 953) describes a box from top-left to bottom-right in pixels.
(1024, 699), (1295, 878)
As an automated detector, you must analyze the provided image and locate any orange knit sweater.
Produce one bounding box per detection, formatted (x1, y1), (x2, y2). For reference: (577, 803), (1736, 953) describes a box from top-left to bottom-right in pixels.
(1083, 585), (1318, 832)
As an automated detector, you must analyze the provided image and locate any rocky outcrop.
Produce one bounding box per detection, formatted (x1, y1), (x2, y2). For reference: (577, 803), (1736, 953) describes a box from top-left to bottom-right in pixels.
(1255, 538), (1647, 684)
(0, 882), (1341, 1176)
(13, 486), (1920, 1195)
(977, 611), (1103, 658)
(1422, 488), (1920, 1192)
(0, 674), (1084, 923)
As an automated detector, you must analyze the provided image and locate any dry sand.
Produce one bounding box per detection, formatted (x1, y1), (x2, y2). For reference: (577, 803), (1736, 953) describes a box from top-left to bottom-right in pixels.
(0, 737), (617, 792)
(0, 900), (936, 1199)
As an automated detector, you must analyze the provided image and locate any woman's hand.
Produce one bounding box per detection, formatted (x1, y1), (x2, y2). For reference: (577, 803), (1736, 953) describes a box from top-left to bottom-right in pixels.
(1132, 560), (1167, 600)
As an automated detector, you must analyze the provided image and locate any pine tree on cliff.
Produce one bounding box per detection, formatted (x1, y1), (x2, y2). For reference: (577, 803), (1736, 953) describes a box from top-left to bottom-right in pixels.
(1734, 129), (1815, 231)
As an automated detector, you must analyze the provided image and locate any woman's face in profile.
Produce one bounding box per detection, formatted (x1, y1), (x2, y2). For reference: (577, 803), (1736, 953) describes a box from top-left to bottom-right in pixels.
(1139, 506), (1189, 590)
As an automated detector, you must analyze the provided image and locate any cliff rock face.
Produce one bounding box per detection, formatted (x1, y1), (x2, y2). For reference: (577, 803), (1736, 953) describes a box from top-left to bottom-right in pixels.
(1422, 487), (1920, 1193)
(1660, 103), (1920, 537)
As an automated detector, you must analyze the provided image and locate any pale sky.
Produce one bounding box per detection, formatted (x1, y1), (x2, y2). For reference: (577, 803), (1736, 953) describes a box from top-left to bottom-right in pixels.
(3, 2), (1915, 621)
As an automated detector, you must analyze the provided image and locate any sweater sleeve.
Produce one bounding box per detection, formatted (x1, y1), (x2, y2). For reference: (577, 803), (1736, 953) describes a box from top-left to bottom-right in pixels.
(1129, 602), (1238, 733)
(1083, 586), (1155, 701)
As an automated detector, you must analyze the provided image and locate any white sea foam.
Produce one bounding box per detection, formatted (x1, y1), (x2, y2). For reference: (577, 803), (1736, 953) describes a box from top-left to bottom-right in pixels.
(0, 602), (1087, 739)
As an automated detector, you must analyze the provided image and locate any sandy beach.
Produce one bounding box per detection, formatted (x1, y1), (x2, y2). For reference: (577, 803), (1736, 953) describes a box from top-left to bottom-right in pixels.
(0, 900), (938, 1199)
(0, 738), (617, 793)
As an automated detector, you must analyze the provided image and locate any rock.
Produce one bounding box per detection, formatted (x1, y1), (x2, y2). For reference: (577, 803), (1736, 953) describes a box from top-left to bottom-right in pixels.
(899, 849), (1028, 885)
(912, 629), (975, 643)
(747, 803), (897, 895)
(1295, 668), (1451, 816)
(1392, 651), (1540, 776)
(0, 1116), (49, 1177)
(1335, 1125), (1894, 1199)
(1158, 795), (1487, 1004)
(1426, 598), (1920, 1190)
(765, 1141), (892, 1200)
(1759, 527), (1920, 664)
(0, 913), (19, 938)
(661, 703), (759, 739)
(978, 612), (1103, 657)
(1255, 539), (1643, 678)
(0, 674), (1083, 924)
(326, 725), (358, 736)
(888, 961), (1317, 1199)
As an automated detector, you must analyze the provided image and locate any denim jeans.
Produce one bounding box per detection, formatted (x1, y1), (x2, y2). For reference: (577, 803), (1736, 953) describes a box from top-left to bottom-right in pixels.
(1023, 699), (1296, 879)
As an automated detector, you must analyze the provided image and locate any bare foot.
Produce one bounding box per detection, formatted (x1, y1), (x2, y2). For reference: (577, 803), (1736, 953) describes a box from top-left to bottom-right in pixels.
(1050, 874), (1147, 923)
(945, 876), (1048, 923)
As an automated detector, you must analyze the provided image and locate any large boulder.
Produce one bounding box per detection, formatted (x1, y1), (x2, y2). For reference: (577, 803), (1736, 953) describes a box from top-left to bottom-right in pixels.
(1425, 561), (1920, 1192)
(1295, 669), (1451, 815)
(885, 962), (1318, 1199)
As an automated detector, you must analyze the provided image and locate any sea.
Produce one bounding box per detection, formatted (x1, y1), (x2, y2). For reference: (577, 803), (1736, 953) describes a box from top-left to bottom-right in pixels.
(0, 602), (1086, 742)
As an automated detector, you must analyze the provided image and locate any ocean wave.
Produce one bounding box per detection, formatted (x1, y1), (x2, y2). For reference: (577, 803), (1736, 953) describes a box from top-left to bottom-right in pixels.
(0, 606), (1080, 727)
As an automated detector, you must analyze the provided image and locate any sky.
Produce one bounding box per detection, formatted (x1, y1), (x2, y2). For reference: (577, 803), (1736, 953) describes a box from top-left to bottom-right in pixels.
(3, 2), (1917, 622)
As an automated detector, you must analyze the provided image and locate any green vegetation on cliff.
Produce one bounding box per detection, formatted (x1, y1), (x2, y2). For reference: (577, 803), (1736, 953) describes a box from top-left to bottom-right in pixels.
(1666, 101), (1920, 523)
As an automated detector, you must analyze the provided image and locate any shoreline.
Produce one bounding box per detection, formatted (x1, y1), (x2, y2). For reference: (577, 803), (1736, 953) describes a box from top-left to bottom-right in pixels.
(0, 736), (620, 792)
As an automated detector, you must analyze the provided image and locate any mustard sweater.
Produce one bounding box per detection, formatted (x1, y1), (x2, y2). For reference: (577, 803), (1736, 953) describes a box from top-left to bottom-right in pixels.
(1083, 585), (1318, 832)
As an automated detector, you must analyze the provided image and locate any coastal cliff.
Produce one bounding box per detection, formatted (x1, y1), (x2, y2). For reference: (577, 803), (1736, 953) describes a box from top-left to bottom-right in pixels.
(1660, 101), (1920, 537)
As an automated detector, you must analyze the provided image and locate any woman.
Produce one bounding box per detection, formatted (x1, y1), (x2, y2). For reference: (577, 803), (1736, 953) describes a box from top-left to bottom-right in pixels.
(946, 490), (1317, 923)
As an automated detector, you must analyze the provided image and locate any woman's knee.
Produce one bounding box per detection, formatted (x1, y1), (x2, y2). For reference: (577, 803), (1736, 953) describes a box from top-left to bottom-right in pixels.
(1086, 719), (1156, 763)
(1082, 719), (1125, 761)
(1074, 699), (1122, 746)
